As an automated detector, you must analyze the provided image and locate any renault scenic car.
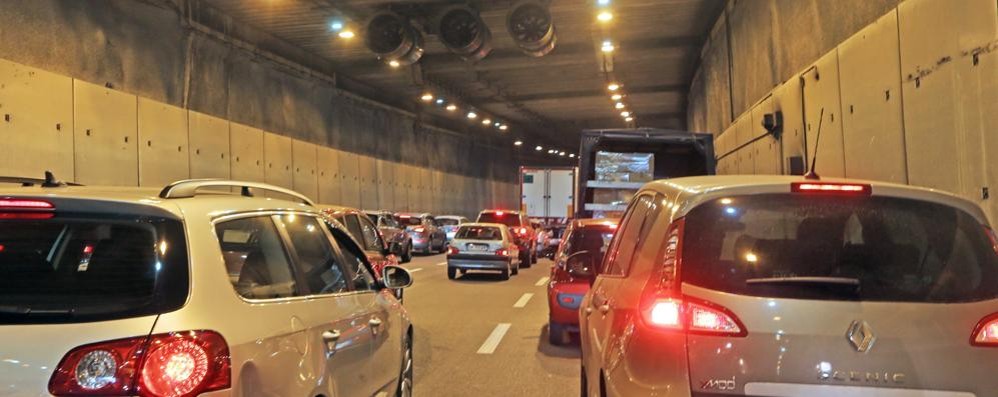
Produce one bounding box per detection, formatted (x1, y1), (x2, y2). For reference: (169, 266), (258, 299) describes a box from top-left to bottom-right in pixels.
(577, 175), (998, 397)
(0, 177), (415, 397)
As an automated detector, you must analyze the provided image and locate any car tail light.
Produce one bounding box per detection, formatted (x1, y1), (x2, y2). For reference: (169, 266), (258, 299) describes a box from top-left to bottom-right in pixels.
(517, 227), (528, 235)
(639, 218), (746, 337)
(972, 313), (998, 347)
(49, 331), (230, 397)
(0, 199), (55, 210)
(495, 211), (504, 216)
(448, 246), (459, 255)
(984, 226), (998, 256)
(496, 248), (508, 257)
(791, 182), (872, 195)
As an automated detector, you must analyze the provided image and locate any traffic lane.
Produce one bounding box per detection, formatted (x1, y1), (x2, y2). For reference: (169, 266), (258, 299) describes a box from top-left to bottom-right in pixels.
(402, 255), (580, 396)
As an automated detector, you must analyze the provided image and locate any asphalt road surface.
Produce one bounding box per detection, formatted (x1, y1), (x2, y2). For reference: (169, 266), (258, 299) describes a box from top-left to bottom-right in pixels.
(401, 252), (581, 397)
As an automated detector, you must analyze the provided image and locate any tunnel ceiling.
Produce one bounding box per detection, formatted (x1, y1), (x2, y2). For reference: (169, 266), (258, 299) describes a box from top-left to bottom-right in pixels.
(204, 0), (724, 146)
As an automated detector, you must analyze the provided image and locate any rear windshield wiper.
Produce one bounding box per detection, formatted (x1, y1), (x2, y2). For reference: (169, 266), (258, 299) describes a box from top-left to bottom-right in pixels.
(745, 277), (861, 286)
(0, 306), (74, 317)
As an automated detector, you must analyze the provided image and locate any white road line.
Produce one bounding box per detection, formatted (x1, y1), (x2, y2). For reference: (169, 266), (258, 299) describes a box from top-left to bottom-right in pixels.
(513, 293), (534, 308)
(476, 323), (512, 354)
(408, 268), (424, 273)
(535, 276), (550, 286)
(436, 262), (447, 266)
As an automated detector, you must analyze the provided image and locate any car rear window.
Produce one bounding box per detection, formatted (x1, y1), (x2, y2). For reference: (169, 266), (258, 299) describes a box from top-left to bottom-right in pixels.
(0, 215), (188, 324)
(397, 216), (423, 226)
(567, 226), (616, 257)
(436, 218), (460, 226)
(477, 213), (521, 227)
(682, 194), (998, 303)
(456, 226), (503, 240)
(366, 214), (380, 224)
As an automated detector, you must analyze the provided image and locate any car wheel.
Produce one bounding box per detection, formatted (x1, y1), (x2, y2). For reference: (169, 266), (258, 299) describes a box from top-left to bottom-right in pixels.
(402, 241), (413, 263)
(511, 260), (519, 276)
(549, 321), (565, 345)
(447, 267), (457, 280)
(500, 267), (510, 281)
(395, 333), (413, 397)
(531, 246), (539, 264)
(579, 365), (588, 397)
(520, 252), (532, 268)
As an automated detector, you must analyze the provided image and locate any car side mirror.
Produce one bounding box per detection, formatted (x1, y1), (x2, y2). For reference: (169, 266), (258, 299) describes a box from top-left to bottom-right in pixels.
(381, 265), (413, 289)
(566, 250), (596, 281)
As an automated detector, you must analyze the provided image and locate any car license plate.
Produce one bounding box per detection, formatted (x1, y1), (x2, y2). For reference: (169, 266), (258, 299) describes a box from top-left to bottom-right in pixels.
(468, 244), (489, 252)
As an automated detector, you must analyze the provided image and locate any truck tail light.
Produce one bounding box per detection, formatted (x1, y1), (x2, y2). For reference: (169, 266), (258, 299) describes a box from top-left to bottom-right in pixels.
(972, 313), (998, 347)
(49, 331), (230, 397)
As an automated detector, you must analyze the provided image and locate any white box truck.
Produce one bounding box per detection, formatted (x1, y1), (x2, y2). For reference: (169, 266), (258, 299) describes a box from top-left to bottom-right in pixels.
(520, 167), (576, 222)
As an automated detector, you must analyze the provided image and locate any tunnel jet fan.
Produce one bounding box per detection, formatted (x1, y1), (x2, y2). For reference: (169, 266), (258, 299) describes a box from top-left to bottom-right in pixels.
(365, 11), (425, 66)
(506, 1), (557, 57)
(437, 5), (493, 62)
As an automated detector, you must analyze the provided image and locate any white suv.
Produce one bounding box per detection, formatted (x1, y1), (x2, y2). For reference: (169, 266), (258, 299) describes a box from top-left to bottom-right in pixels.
(0, 176), (414, 397)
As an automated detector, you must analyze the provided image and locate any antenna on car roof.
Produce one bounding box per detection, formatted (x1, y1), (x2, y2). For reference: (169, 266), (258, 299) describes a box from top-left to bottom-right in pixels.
(803, 108), (824, 180)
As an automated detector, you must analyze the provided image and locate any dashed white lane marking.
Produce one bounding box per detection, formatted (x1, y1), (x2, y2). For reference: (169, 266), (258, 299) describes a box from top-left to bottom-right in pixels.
(436, 262), (447, 266)
(535, 276), (550, 286)
(476, 323), (512, 354)
(409, 268), (424, 273)
(513, 293), (534, 308)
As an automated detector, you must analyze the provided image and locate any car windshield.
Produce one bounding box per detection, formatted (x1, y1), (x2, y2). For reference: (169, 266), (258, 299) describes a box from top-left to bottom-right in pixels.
(477, 213), (521, 227)
(682, 195), (998, 303)
(456, 226), (502, 240)
(0, 216), (188, 324)
(397, 216), (423, 226)
(436, 218), (460, 226)
(366, 214), (380, 224)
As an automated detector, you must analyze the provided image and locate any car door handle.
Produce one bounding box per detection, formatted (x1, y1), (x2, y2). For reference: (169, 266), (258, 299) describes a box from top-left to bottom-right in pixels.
(369, 317), (383, 327)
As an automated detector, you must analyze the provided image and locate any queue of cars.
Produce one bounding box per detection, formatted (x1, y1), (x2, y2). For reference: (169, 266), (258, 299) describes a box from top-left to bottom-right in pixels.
(0, 177), (415, 397)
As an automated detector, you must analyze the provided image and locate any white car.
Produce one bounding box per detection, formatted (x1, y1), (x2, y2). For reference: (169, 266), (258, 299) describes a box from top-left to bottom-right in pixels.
(446, 222), (521, 280)
(0, 177), (414, 397)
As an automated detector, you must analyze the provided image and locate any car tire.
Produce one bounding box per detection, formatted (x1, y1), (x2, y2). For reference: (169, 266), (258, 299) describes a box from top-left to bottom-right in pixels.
(520, 251), (532, 269)
(395, 333), (413, 397)
(531, 245), (539, 264)
(549, 321), (566, 345)
(447, 267), (457, 280)
(511, 260), (519, 276)
(402, 242), (413, 263)
(580, 365), (588, 397)
(500, 267), (510, 281)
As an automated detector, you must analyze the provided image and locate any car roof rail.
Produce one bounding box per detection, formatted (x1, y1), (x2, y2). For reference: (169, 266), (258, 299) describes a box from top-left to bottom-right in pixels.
(158, 179), (315, 206)
(0, 171), (80, 187)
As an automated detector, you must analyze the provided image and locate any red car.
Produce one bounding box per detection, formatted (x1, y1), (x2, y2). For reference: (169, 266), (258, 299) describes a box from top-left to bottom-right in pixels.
(319, 205), (399, 278)
(547, 218), (618, 345)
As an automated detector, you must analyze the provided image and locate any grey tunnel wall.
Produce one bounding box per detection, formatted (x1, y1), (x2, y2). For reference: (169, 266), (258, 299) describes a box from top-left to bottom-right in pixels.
(686, 0), (998, 224)
(0, 0), (520, 217)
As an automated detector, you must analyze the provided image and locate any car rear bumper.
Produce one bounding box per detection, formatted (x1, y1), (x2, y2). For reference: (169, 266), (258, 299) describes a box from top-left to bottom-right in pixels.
(448, 255), (510, 270)
(411, 240), (431, 251)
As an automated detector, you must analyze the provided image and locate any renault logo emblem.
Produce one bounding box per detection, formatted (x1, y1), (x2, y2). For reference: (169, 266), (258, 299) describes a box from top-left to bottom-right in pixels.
(846, 320), (876, 353)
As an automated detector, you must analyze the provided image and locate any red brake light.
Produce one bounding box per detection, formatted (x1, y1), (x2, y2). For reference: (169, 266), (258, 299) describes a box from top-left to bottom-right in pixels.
(495, 211), (504, 216)
(495, 248), (508, 257)
(49, 331), (230, 397)
(517, 227), (528, 235)
(985, 226), (998, 256)
(0, 244), (4, 252)
(648, 299), (682, 327)
(0, 199), (54, 210)
(791, 182), (872, 195)
(972, 313), (998, 347)
(448, 246), (459, 255)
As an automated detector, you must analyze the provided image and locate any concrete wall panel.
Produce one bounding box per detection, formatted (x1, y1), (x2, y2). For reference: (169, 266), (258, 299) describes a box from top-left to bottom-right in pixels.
(0, 59), (74, 179)
(734, 116), (753, 174)
(73, 80), (137, 185)
(263, 132), (293, 191)
(392, 162), (409, 212)
(839, 10), (907, 183)
(188, 111), (230, 180)
(137, 98), (189, 187)
(338, 151), (361, 209)
(229, 123), (264, 183)
(899, 0), (997, 220)
(802, 50), (846, 178)
(376, 159), (395, 211)
(316, 146), (341, 205)
(358, 155), (378, 210)
(772, 78), (805, 174)
(292, 140), (318, 201)
(750, 98), (781, 175)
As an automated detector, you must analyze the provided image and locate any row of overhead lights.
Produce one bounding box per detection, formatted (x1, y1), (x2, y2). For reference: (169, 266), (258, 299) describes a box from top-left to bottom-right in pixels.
(419, 92), (508, 131)
(595, 0), (635, 125)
